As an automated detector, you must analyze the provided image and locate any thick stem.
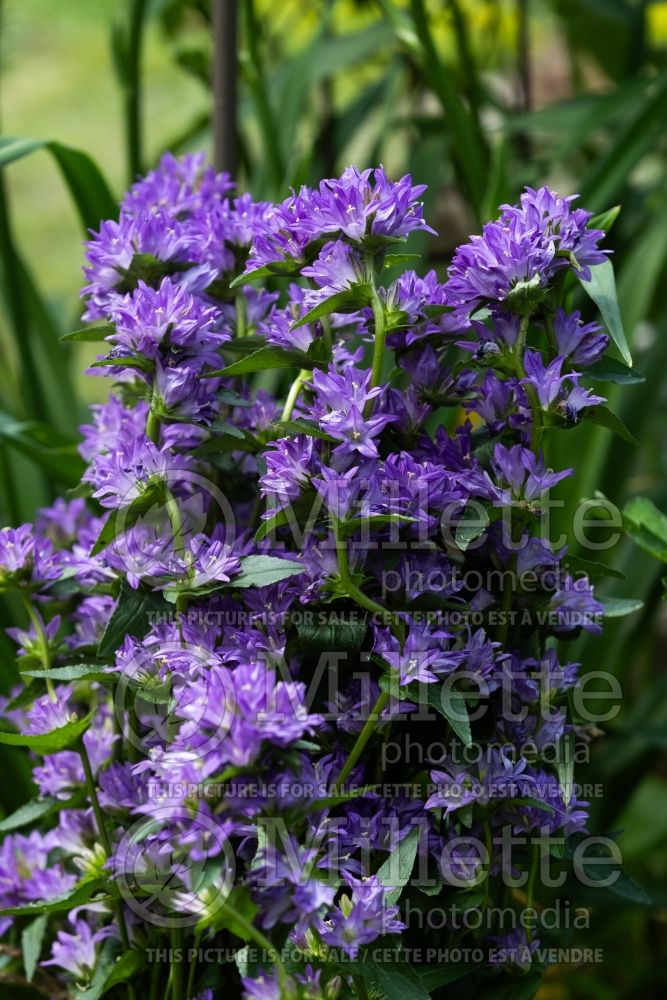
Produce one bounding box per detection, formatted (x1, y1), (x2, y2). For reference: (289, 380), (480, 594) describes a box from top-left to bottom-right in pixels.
(235, 289), (247, 338)
(212, 0), (238, 176)
(146, 408), (160, 445)
(281, 369), (311, 422)
(365, 280), (387, 415)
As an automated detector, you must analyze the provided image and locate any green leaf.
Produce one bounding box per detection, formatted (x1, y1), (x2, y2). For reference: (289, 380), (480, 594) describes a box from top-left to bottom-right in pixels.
(90, 355), (152, 373)
(376, 826), (420, 905)
(0, 137), (117, 231)
(384, 253), (421, 269)
(623, 495), (667, 562)
(0, 712), (93, 754)
(90, 481), (164, 556)
(579, 259), (632, 367)
(272, 418), (335, 442)
(0, 412), (85, 487)
(0, 796), (61, 834)
(292, 286), (371, 327)
(234, 555), (304, 588)
(564, 554), (624, 581)
(78, 946), (146, 1000)
(217, 388), (252, 408)
(581, 404), (636, 444)
(60, 323), (114, 343)
(588, 205), (621, 233)
(0, 876), (106, 916)
(416, 964), (475, 990)
(555, 733), (575, 806)
(402, 682), (473, 746)
(22, 913), (47, 982)
(455, 503), (490, 550)
(254, 490), (323, 544)
(98, 582), (169, 657)
(476, 973), (543, 1000)
(584, 357), (644, 384)
(205, 345), (323, 378)
(204, 885), (259, 938)
(340, 514), (418, 538)
(296, 615), (368, 657)
(22, 664), (113, 683)
(348, 955), (430, 1000)
(601, 597), (643, 618)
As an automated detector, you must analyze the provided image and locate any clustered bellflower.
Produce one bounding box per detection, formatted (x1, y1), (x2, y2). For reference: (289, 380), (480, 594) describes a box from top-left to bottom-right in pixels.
(0, 152), (620, 999)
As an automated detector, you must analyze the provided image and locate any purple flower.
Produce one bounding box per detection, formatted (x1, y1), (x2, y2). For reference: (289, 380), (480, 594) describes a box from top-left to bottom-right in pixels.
(301, 240), (369, 311)
(522, 349), (572, 409)
(548, 574), (603, 634)
(311, 165), (434, 241)
(559, 381), (606, 421)
(259, 436), (317, 509)
(447, 185), (607, 312)
(242, 969), (287, 1000)
(502, 185), (607, 278)
(43, 918), (115, 979)
(0, 525), (63, 590)
(492, 443), (572, 500)
(553, 308), (608, 366)
(108, 277), (223, 360)
(319, 874), (406, 955)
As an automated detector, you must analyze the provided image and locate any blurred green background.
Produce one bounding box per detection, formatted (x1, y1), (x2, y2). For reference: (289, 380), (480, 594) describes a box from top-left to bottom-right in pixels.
(1, 0), (667, 996)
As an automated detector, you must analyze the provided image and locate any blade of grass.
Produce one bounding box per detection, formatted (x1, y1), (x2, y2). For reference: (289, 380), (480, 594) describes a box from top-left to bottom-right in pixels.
(406, 0), (487, 223)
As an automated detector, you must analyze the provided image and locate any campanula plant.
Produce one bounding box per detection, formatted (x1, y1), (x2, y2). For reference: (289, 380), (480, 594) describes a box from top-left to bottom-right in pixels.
(0, 156), (637, 999)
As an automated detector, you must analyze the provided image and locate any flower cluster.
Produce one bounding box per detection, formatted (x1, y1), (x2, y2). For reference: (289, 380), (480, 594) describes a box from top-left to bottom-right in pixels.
(0, 155), (621, 999)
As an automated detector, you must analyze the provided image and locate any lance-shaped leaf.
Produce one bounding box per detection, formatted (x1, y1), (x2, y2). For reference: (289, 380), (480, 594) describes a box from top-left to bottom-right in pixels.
(376, 825), (421, 905)
(623, 495), (667, 562)
(579, 259), (632, 367)
(60, 323), (115, 343)
(581, 404), (636, 444)
(0, 712), (93, 754)
(292, 285), (372, 327)
(205, 345), (325, 378)
(98, 582), (169, 657)
(0, 876), (107, 916)
(234, 555), (305, 588)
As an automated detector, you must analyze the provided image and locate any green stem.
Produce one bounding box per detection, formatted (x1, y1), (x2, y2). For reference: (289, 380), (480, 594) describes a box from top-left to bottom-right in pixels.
(171, 926), (184, 1000)
(235, 290), (248, 338)
(164, 486), (185, 558)
(79, 742), (136, 999)
(496, 553), (517, 648)
(149, 957), (161, 1000)
(281, 368), (311, 422)
(146, 408), (160, 444)
(525, 841), (540, 941)
(186, 927), (203, 999)
(353, 973), (369, 1000)
(20, 592), (56, 702)
(365, 279), (387, 415)
(223, 901), (288, 992)
(514, 313), (543, 451)
(335, 688), (390, 788)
